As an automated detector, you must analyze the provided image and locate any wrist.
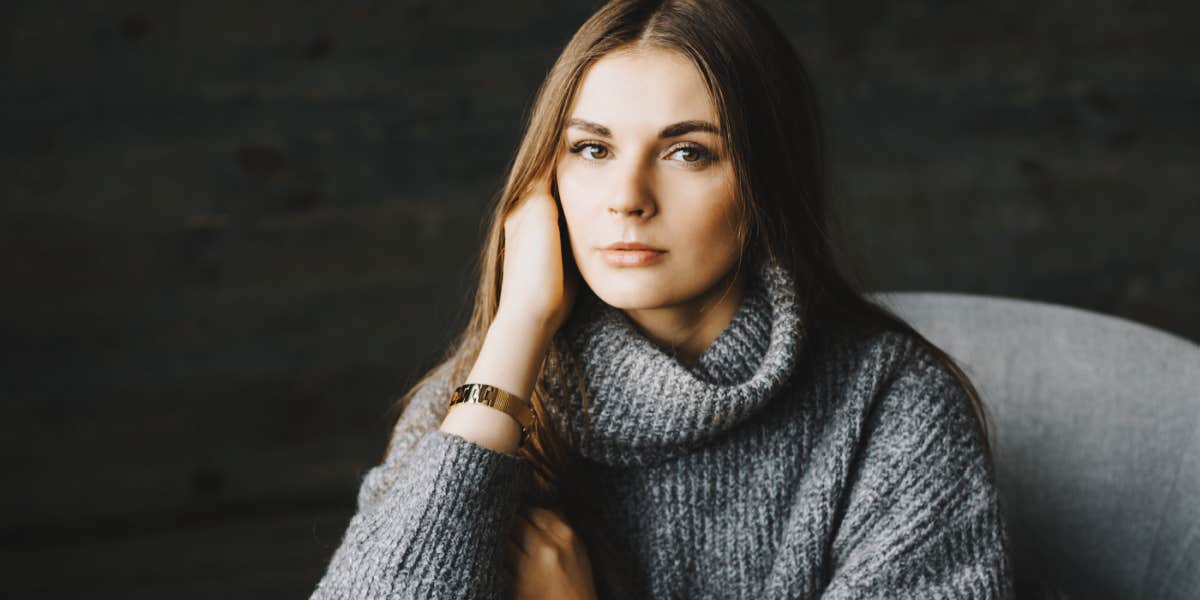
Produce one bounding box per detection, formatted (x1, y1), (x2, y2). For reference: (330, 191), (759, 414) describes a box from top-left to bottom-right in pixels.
(447, 382), (534, 447)
(491, 310), (558, 351)
(440, 402), (521, 455)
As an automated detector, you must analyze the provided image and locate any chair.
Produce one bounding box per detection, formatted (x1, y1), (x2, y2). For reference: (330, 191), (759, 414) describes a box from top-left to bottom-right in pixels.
(873, 292), (1200, 600)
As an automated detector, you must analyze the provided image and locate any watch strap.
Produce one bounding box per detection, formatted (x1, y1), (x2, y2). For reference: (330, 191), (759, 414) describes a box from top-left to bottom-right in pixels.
(447, 382), (535, 447)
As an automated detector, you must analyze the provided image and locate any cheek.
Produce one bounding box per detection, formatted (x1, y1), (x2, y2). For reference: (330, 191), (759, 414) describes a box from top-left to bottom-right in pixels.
(689, 206), (740, 258)
(555, 164), (599, 231)
(555, 159), (576, 200)
(675, 179), (738, 244)
(554, 168), (587, 246)
(555, 161), (593, 206)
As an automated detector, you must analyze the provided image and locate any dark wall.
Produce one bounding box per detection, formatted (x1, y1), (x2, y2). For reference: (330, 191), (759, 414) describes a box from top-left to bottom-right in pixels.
(2, 1), (1195, 597)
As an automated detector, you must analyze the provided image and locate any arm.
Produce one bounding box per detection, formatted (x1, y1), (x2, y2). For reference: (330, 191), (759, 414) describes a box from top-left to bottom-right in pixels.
(310, 314), (555, 600)
(822, 346), (1014, 599)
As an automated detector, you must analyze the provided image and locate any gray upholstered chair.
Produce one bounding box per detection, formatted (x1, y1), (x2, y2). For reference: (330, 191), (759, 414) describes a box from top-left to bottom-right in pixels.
(873, 292), (1200, 600)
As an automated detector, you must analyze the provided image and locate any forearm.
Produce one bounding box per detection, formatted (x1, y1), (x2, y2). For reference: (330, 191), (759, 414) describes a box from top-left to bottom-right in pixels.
(439, 312), (554, 454)
(311, 429), (531, 600)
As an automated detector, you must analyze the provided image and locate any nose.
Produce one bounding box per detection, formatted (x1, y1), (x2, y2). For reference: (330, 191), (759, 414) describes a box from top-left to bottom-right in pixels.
(607, 161), (656, 220)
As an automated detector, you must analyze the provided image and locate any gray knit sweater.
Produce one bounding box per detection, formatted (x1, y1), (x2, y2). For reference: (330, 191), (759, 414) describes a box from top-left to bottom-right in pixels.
(310, 256), (1014, 599)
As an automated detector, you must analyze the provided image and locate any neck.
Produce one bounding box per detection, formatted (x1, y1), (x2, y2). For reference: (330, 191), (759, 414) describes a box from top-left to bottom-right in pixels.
(620, 263), (750, 366)
(546, 251), (803, 468)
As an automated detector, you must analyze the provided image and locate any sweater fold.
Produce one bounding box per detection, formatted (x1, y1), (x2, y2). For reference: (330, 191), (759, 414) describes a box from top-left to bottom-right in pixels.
(542, 254), (806, 468)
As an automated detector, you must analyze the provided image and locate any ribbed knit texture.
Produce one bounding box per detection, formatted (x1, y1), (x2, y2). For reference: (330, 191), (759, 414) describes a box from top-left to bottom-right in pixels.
(310, 254), (1014, 599)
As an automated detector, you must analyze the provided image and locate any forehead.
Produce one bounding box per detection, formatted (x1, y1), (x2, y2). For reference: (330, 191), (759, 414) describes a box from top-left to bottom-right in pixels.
(569, 47), (718, 131)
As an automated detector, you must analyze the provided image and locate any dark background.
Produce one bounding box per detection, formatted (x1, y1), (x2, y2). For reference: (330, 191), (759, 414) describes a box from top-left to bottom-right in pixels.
(2, 1), (1196, 597)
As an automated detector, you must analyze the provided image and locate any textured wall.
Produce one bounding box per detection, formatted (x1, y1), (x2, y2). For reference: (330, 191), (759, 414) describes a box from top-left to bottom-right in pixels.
(2, 1), (1196, 597)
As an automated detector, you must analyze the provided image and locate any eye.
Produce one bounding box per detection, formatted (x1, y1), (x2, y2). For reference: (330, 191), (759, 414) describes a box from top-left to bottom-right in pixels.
(668, 143), (714, 167)
(566, 140), (716, 167)
(568, 141), (609, 161)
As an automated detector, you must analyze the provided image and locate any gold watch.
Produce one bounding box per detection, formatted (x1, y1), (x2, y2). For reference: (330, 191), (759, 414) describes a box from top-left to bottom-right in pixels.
(447, 383), (536, 448)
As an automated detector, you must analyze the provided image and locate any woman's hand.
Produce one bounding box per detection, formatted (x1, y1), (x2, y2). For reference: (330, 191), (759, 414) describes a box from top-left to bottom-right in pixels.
(505, 505), (597, 600)
(496, 164), (580, 337)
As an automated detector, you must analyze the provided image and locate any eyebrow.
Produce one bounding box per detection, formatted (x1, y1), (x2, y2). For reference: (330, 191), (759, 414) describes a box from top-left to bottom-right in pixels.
(566, 118), (720, 139)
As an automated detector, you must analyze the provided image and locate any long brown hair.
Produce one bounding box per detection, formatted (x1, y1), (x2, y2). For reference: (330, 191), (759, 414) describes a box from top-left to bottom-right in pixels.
(386, 0), (994, 593)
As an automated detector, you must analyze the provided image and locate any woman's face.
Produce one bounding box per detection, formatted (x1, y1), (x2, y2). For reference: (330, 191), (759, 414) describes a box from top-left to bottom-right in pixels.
(555, 47), (741, 311)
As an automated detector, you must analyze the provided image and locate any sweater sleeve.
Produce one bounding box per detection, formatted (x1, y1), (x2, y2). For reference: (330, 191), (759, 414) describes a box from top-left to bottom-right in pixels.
(822, 343), (1014, 599)
(309, 360), (533, 600)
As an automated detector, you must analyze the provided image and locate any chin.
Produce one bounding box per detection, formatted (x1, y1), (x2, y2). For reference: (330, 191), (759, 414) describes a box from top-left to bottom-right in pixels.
(583, 267), (677, 310)
(594, 289), (668, 311)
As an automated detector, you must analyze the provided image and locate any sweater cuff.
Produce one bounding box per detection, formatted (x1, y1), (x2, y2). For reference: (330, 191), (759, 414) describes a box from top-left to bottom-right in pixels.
(376, 428), (531, 597)
(316, 428), (531, 600)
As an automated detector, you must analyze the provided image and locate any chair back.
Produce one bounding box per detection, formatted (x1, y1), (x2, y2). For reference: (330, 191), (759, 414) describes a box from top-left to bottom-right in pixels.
(874, 292), (1200, 599)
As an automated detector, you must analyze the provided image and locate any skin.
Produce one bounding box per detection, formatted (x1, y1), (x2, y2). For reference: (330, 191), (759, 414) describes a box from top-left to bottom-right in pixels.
(494, 46), (749, 598)
(555, 46), (748, 365)
(505, 505), (597, 600)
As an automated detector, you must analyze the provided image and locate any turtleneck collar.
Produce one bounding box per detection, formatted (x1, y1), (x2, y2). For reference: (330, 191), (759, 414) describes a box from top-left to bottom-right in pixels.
(541, 253), (806, 468)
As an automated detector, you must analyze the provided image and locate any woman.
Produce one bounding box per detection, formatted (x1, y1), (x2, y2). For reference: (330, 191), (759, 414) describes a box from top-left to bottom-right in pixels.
(311, 0), (1013, 598)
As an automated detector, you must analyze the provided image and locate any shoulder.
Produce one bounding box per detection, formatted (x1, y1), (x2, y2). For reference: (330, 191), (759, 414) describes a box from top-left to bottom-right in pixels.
(829, 321), (967, 394)
(810, 326), (999, 522)
(381, 354), (463, 456)
(816, 324), (984, 449)
(406, 357), (459, 406)
(396, 355), (464, 427)
(873, 329), (973, 416)
(819, 329), (1013, 597)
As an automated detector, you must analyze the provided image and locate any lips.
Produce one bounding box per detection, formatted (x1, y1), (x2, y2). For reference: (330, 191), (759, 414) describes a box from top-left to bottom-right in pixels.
(598, 242), (667, 267)
(600, 242), (666, 252)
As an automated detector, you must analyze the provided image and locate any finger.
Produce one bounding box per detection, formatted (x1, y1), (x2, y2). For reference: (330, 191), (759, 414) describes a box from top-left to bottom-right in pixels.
(526, 506), (572, 545)
(528, 505), (565, 524)
(521, 506), (546, 529)
(522, 173), (543, 197)
(538, 157), (555, 182)
(516, 506), (552, 552)
(518, 508), (548, 549)
(527, 163), (554, 197)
